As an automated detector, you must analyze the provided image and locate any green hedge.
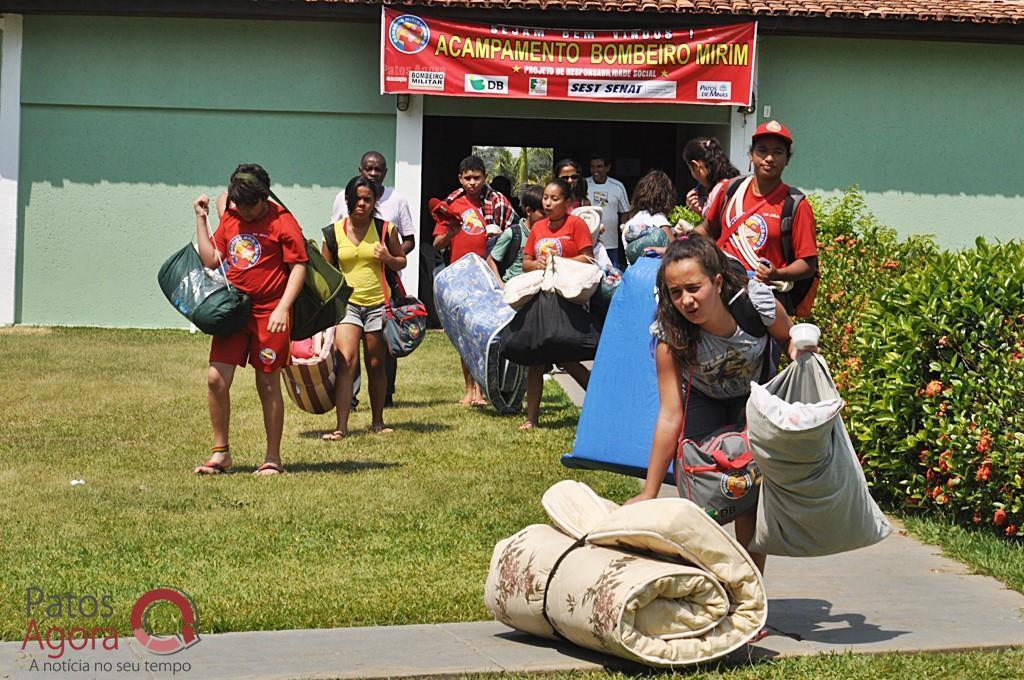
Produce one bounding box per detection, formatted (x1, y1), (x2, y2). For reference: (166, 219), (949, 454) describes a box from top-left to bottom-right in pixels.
(807, 189), (1024, 537)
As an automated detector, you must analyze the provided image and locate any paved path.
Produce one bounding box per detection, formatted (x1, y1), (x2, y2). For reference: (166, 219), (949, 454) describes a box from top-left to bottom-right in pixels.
(4, 377), (1024, 679)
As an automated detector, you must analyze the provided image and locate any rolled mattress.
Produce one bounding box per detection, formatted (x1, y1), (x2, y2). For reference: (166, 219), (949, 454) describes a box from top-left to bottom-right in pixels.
(433, 253), (527, 414)
(485, 481), (767, 667)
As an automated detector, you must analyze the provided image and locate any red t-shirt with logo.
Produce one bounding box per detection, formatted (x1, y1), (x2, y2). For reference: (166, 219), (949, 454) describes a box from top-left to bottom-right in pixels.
(433, 194), (488, 263)
(524, 214), (593, 260)
(212, 202), (308, 314)
(703, 179), (817, 271)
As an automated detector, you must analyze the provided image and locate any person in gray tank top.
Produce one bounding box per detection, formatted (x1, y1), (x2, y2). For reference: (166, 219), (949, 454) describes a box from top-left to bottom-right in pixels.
(626, 234), (818, 574)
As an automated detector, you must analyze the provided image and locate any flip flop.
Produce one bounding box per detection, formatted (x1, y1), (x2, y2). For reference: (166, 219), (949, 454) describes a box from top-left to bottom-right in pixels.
(253, 462), (285, 476)
(321, 430), (346, 441)
(194, 460), (230, 475)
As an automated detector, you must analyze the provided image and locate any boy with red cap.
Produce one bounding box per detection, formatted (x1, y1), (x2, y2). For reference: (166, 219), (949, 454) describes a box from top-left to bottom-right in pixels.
(698, 120), (818, 316)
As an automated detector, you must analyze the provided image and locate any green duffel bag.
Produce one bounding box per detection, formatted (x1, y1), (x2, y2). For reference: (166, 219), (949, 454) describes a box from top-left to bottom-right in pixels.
(624, 227), (670, 265)
(157, 243), (251, 336)
(290, 240), (352, 341)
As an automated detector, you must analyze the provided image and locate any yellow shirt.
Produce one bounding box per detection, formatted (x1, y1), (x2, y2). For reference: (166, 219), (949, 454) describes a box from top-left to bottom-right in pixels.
(334, 218), (387, 307)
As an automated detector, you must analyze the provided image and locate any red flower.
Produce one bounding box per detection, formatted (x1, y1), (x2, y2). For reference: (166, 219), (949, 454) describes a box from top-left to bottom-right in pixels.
(977, 435), (992, 454)
(935, 494), (949, 505)
(938, 450), (952, 472)
(918, 449), (931, 464)
(929, 486), (942, 499)
(924, 380), (943, 398)
(972, 513), (983, 524)
(976, 461), (993, 482)
(937, 336), (948, 347)
(994, 509), (1008, 527)
(1007, 524), (1018, 538)
(882, 260), (899, 270)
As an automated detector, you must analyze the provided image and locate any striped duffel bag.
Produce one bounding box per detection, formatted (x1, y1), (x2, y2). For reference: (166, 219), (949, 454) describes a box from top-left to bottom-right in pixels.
(282, 327), (339, 414)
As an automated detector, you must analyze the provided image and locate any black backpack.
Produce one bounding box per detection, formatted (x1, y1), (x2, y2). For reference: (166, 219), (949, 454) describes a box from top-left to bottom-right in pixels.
(722, 177), (819, 316)
(725, 285), (773, 383)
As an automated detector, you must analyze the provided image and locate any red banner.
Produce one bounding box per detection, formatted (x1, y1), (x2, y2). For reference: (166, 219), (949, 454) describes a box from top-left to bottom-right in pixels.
(381, 9), (755, 106)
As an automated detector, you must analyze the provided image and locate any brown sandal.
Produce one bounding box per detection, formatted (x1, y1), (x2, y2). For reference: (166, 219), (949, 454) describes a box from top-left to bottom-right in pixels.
(253, 462), (285, 476)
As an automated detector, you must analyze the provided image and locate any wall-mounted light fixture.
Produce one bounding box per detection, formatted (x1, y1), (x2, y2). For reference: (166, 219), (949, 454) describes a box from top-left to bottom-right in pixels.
(736, 93), (755, 116)
(396, 94), (411, 112)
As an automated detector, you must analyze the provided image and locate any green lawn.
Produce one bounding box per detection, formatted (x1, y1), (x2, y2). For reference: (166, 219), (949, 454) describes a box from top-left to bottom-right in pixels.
(465, 649), (1024, 679)
(3, 326), (1024, 679)
(0, 327), (635, 639)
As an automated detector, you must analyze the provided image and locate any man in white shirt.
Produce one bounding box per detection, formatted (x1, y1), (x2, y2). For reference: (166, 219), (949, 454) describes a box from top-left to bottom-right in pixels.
(330, 151), (416, 408)
(586, 153), (630, 269)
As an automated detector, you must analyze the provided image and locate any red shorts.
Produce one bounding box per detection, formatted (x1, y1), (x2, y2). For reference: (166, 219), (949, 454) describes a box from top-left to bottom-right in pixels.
(209, 312), (290, 373)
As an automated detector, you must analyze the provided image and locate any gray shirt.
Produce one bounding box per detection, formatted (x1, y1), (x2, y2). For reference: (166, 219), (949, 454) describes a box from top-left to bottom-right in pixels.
(586, 176), (630, 250)
(653, 280), (777, 400)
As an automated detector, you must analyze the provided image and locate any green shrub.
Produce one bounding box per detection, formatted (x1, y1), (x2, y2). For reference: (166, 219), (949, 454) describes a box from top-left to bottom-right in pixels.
(805, 188), (1024, 538)
(844, 240), (1024, 536)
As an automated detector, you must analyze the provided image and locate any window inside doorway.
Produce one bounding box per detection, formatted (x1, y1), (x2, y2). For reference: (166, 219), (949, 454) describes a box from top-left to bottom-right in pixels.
(471, 146), (554, 190)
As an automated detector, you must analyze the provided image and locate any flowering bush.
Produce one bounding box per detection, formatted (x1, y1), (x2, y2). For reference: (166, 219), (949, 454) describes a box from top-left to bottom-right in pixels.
(806, 189), (1024, 537)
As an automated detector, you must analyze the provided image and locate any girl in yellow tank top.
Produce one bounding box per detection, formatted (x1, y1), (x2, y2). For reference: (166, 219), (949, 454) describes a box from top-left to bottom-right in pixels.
(320, 176), (407, 439)
(335, 217), (388, 307)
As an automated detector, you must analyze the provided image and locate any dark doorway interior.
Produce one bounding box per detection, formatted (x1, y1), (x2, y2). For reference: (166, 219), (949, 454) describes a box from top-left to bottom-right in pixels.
(417, 114), (729, 321)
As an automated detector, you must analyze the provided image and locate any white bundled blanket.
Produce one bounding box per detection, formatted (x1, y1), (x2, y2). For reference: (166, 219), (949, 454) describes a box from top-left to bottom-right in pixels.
(484, 481), (767, 667)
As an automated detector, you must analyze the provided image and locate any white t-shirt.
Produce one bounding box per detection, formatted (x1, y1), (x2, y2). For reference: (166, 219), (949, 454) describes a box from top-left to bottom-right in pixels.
(586, 177), (630, 250)
(331, 186), (415, 240)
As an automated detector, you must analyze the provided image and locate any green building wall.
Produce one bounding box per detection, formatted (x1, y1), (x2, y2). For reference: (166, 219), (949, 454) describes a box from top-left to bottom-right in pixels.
(757, 36), (1024, 248)
(17, 16), (396, 327)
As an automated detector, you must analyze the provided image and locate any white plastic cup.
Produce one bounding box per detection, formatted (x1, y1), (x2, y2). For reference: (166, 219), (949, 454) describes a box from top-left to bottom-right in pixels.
(790, 323), (821, 350)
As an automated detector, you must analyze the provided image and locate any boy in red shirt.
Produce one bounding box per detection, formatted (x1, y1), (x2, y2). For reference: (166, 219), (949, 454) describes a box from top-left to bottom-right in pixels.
(433, 155), (515, 406)
(699, 120), (817, 313)
(193, 164), (308, 476)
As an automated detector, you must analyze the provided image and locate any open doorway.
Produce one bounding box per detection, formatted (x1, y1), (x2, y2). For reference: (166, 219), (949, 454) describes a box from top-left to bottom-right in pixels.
(417, 115), (730, 320)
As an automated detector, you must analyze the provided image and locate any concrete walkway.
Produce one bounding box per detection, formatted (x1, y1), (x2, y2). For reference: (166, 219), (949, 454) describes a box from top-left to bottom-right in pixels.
(5, 377), (1024, 679)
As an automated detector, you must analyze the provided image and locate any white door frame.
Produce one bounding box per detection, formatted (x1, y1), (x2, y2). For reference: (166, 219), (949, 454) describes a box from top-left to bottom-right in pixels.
(0, 14), (23, 326)
(393, 95), (423, 297)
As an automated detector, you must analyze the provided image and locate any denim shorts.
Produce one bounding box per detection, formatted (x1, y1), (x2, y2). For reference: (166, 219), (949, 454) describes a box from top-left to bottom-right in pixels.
(341, 302), (385, 333)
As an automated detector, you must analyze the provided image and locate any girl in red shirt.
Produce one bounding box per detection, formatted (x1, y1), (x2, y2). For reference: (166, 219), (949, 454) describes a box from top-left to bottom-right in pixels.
(519, 178), (595, 430)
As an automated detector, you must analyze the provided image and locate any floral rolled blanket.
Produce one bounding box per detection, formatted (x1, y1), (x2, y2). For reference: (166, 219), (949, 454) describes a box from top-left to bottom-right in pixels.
(484, 481), (766, 667)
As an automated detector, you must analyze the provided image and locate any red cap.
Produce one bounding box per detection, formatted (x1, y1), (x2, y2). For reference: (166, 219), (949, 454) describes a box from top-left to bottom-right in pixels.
(429, 197), (454, 223)
(752, 120), (793, 145)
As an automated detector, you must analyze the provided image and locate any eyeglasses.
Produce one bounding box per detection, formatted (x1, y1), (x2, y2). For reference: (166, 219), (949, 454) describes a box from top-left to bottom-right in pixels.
(560, 174), (580, 181)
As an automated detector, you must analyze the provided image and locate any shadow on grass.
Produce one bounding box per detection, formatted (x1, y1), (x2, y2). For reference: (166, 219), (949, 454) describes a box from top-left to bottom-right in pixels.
(383, 398), (451, 409)
(234, 460), (401, 475)
(298, 421), (454, 438)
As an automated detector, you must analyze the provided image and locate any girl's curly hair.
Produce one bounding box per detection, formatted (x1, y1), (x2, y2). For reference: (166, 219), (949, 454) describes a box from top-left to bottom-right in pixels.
(655, 234), (747, 364)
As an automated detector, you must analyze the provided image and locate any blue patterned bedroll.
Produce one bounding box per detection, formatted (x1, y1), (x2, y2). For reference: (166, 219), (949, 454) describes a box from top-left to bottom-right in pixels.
(562, 255), (671, 480)
(433, 254), (527, 414)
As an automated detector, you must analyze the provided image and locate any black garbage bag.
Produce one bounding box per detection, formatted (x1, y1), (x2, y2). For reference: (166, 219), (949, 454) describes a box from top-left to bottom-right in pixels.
(499, 291), (599, 365)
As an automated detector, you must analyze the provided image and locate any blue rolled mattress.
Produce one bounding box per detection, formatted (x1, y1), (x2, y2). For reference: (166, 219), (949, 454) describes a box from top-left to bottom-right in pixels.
(433, 254), (527, 414)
